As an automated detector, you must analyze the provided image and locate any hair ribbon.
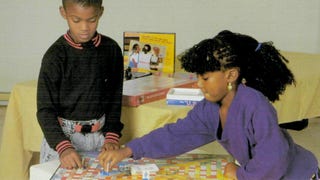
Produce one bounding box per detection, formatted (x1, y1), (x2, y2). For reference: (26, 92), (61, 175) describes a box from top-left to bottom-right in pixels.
(255, 43), (262, 52)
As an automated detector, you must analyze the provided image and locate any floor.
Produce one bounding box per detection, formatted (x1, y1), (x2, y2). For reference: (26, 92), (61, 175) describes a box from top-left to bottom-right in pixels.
(0, 105), (319, 162)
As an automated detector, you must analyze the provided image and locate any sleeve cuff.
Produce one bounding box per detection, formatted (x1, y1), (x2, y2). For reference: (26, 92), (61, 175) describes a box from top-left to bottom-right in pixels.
(104, 132), (120, 144)
(56, 140), (74, 155)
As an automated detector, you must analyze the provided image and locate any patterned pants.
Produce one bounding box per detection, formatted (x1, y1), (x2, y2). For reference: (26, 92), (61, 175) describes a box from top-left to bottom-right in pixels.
(40, 116), (105, 163)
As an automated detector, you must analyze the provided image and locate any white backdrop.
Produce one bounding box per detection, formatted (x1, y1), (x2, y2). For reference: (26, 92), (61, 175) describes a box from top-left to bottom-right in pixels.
(1, 0), (319, 92)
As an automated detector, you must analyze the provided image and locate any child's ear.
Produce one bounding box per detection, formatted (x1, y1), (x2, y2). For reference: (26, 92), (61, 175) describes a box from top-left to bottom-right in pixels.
(226, 68), (239, 82)
(99, 6), (104, 17)
(59, 6), (67, 19)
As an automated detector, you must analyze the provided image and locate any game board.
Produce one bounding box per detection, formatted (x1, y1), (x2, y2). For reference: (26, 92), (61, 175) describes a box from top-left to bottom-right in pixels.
(50, 151), (233, 180)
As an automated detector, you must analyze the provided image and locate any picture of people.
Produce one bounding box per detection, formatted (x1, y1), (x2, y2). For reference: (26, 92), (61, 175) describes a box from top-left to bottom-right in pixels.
(128, 43), (141, 68)
(150, 46), (164, 71)
(123, 32), (175, 75)
(137, 44), (153, 70)
(127, 40), (166, 72)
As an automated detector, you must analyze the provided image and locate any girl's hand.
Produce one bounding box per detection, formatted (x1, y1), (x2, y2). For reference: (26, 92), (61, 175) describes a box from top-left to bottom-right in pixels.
(98, 147), (133, 171)
(224, 162), (239, 180)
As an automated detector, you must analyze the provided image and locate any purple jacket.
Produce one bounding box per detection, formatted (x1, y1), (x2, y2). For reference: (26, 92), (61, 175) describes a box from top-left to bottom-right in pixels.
(127, 84), (318, 179)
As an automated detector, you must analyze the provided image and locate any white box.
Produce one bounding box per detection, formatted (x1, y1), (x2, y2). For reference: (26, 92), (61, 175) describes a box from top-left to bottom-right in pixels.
(166, 88), (204, 106)
(131, 164), (159, 179)
(29, 160), (60, 180)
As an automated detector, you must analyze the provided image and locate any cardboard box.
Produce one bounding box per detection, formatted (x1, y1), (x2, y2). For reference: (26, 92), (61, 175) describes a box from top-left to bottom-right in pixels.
(131, 164), (159, 179)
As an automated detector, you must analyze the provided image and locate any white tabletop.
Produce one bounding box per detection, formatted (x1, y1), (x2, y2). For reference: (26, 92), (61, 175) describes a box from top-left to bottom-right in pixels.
(29, 160), (59, 180)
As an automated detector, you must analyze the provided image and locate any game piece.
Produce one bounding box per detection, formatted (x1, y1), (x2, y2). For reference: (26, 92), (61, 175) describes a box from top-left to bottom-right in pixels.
(100, 169), (109, 176)
(131, 163), (159, 179)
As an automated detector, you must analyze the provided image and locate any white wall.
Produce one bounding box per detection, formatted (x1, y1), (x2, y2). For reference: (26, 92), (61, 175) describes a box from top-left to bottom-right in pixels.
(1, 0), (319, 92)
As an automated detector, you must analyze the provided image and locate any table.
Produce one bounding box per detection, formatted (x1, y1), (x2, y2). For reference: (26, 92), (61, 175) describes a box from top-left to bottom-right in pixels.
(0, 80), (194, 180)
(272, 51), (320, 123)
(1, 51), (320, 180)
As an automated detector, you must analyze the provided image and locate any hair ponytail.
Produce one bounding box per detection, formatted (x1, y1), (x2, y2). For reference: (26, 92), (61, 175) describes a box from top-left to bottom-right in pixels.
(241, 41), (295, 102)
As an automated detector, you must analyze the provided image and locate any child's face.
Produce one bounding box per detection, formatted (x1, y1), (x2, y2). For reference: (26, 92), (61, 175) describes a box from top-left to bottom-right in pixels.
(134, 46), (140, 52)
(197, 71), (230, 103)
(60, 3), (103, 43)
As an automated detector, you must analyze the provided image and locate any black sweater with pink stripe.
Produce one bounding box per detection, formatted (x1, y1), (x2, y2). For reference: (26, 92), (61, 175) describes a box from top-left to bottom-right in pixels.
(37, 32), (124, 149)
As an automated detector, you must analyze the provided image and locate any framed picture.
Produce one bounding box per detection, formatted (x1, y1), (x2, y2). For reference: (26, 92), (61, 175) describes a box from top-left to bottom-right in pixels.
(123, 32), (176, 76)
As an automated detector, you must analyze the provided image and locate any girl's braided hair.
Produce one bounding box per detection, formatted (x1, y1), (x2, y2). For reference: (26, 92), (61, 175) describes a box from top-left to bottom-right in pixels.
(62, 0), (102, 8)
(178, 30), (295, 102)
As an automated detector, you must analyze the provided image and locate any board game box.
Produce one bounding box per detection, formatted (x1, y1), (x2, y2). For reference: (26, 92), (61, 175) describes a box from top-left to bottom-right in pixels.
(122, 72), (198, 107)
(50, 151), (233, 180)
